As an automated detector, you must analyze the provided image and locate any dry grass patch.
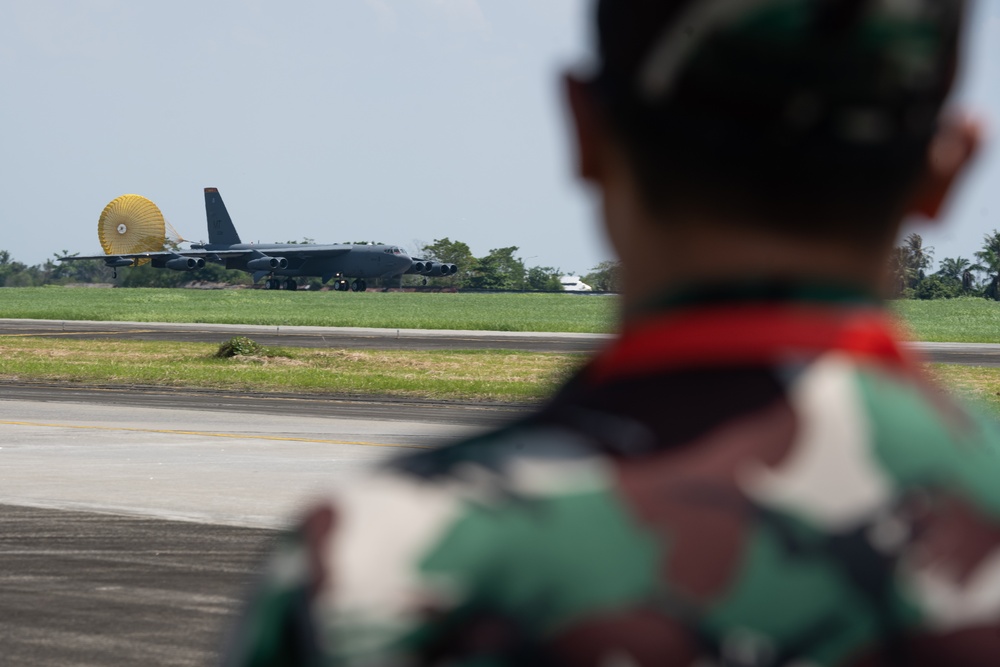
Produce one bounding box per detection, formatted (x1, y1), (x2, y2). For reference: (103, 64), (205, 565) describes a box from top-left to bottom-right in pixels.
(0, 336), (583, 402)
(926, 364), (1000, 409)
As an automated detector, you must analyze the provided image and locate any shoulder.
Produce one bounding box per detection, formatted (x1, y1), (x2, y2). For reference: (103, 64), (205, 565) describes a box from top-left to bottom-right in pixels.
(299, 418), (647, 660)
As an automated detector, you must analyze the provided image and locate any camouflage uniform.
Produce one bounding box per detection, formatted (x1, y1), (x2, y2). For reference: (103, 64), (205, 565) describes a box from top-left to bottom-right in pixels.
(225, 289), (1000, 666)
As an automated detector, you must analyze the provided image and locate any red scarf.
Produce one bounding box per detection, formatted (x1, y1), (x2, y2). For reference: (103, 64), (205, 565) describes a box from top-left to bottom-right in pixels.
(587, 303), (915, 385)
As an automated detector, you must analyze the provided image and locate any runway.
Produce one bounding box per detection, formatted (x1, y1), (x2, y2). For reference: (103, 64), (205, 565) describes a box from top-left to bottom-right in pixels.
(2, 318), (999, 365)
(0, 388), (505, 665)
(0, 390), (500, 527)
(0, 318), (612, 353)
(0, 505), (273, 666)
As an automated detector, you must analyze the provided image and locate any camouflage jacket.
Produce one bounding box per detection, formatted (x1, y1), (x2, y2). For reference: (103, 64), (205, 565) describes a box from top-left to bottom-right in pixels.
(226, 291), (1000, 666)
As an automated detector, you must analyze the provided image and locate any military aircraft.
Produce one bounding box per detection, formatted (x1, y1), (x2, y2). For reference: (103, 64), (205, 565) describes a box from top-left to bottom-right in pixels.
(59, 188), (457, 291)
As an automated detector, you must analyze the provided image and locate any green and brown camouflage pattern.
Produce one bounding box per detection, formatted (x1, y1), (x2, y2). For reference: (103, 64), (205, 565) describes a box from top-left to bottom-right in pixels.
(226, 293), (1000, 666)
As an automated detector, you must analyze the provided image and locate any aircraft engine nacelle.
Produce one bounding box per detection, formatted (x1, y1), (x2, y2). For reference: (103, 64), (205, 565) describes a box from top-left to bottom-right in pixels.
(247, 256), (288, 271)
(405, 259), (457, 276)
(104, 258), (135, 268)
(165, 257), (206, 271)
(428, 262), (455, 277)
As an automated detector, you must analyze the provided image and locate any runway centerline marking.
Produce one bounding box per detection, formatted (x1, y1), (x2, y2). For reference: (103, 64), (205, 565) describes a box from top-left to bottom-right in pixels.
(0, 420), (430, 450)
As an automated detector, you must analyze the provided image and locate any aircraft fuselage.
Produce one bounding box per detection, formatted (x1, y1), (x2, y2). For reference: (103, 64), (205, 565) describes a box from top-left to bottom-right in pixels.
(202, 242), (414, 282)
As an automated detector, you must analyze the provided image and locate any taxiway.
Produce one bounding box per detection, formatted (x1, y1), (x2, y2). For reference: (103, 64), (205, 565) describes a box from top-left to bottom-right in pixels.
(1, 318), (998, 365)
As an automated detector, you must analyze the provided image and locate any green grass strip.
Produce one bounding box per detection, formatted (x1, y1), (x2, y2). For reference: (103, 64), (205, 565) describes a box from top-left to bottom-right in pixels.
(891, 298), (1000, 343)
(0, 287), (617, 333)
(9, 288), (1000, 342)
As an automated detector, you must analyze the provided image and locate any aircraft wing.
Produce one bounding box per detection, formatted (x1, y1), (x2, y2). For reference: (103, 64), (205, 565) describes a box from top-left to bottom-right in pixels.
(58, 250), (249, 262)
(60, 246), (353, 262)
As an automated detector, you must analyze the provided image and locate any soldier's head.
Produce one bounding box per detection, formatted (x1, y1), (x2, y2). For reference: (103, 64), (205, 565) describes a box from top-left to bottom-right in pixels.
(567, 0), (980, 295)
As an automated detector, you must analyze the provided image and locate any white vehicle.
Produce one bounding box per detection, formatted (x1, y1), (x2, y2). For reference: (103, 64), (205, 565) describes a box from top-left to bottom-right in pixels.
(559, 275), (593, 292)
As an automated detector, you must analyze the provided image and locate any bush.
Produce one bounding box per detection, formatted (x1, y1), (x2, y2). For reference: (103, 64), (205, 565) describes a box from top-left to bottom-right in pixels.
(915, 275), (965, 300)
(215, 336), (264, 358)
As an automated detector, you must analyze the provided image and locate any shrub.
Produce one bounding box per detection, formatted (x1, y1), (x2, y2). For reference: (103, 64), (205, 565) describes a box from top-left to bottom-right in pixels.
(215, 336), (264, 358)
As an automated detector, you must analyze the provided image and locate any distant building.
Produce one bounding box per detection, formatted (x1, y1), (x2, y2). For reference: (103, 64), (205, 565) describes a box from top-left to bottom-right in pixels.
(559, 275), (593, 292)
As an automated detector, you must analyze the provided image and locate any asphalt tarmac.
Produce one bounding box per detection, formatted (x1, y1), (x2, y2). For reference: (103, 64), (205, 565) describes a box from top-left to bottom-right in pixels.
(1, 319), (998, 365)
(0, 382), (531, 428)
(0, 318), (612, 353)
(0, 389), (500, 665)
(0, 505), (274, 667)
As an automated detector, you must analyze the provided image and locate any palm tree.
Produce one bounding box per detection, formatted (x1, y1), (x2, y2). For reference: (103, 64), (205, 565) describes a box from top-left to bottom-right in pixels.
(972, 231), (1000, 300)
(936, 256), (977, 293)
(904, 233), (934, 278)
(937, 256), (970, 281)
(888, 233), (934, 296)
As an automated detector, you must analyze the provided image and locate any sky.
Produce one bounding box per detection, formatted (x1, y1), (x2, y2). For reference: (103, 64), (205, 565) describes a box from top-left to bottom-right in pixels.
(0, 0), (997, 275)
(905, 0), (1000, 266)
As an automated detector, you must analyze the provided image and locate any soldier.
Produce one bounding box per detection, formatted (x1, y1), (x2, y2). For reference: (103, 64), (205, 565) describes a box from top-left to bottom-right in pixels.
(226, 0), (998, 665)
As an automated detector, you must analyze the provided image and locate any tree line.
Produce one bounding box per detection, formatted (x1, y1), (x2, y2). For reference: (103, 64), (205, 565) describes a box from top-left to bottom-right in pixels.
(0, 240), (623, 292)
(890, 230), (1000, 300)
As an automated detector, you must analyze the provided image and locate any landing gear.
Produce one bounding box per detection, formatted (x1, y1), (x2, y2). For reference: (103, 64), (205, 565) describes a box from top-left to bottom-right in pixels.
(329, 277), (365, 292)
(262, 277), (296, 290)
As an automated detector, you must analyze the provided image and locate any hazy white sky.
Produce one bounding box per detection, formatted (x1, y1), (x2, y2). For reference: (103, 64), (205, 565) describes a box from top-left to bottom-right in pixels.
(907, 0), (1000, 266)
(0, 0), (997, 274)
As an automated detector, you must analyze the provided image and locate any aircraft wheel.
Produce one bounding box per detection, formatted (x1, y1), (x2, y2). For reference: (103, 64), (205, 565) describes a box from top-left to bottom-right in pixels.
(351, 279), (360, 292)
(285, 279), (297, 291)
(263, 279), (274, 290)
(359, 280), (367, 292)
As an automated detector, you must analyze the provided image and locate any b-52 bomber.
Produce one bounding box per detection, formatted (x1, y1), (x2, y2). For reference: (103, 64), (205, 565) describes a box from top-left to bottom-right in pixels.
(59, 188), (457, 291)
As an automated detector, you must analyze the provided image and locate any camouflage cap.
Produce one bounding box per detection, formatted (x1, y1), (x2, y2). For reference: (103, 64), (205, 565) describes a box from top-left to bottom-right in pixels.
(593, 0), (964, 149)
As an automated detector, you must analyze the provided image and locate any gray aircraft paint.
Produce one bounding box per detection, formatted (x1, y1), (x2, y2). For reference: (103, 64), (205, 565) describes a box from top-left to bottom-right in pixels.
(60, 188), (457, 290)
(205, 188), (242, 246)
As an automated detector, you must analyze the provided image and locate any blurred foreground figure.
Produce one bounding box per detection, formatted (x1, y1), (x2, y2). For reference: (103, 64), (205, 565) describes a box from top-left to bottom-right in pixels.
(226, 1), (999, 665)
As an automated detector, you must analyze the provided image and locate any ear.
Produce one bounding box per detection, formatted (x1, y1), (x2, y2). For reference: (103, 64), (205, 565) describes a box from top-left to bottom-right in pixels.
(563, 74), (606, 183)
(909, 115), (984, 220)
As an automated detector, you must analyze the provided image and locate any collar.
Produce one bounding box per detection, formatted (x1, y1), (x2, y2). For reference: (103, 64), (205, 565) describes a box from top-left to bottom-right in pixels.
(587, 284), (912, 386)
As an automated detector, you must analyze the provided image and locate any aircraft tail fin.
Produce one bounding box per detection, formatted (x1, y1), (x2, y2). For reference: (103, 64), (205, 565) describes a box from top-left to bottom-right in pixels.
(204, 188), (242, 245)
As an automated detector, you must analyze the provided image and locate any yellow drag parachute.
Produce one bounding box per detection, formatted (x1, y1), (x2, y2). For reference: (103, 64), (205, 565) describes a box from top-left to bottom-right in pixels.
(97, 194), (166, 266)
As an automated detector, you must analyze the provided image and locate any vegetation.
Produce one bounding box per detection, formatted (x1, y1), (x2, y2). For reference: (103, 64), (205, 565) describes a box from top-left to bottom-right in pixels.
(0, 288), (618, 333)
(582, 261), (623, 293)
(0, 337), (581, 402)
(889, 231), (1000, 301)
(216, 336), (270, 358)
